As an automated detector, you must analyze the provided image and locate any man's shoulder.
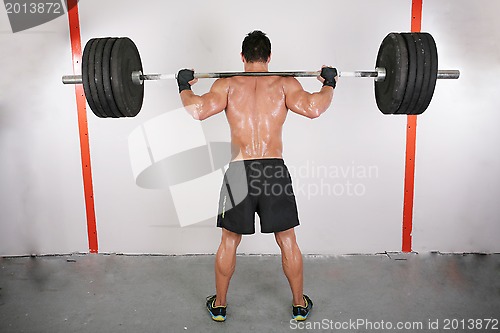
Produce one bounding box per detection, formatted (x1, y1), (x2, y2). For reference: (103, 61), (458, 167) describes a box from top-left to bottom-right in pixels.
(280, 76), (301, 93)
(281, 76), (299, 83)
(212, 77), (231, 91)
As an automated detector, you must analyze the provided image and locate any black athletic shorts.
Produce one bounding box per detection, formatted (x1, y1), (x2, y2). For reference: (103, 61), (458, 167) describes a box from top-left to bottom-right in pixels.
(217, 158), (300, 234)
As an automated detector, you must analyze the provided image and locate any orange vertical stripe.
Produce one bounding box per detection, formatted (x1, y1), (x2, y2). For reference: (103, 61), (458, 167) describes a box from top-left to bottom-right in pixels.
(411, 0), (422, 32)
(67, 0), (98, 253)
(402, 116), (417, 252)
(402, 0), (423, 253)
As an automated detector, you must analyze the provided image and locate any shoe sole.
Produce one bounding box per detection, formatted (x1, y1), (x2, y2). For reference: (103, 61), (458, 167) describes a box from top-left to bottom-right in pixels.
(211, 315), (226, 322)
(293, 314), (308, 321)
(207, 308), (226, 322)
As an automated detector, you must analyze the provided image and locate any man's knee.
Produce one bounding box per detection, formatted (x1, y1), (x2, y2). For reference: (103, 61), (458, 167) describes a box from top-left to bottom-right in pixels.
(274, 228), (297, 248)
(221, 228), (242, 248)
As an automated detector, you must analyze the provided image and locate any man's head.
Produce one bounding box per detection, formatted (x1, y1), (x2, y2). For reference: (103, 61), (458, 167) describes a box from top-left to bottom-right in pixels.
(241, 30), (271, 63)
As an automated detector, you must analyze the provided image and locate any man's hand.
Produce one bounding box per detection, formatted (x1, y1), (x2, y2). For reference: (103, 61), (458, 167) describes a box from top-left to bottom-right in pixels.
(318, 66), (338, 89)
(177, 69), (198, 93)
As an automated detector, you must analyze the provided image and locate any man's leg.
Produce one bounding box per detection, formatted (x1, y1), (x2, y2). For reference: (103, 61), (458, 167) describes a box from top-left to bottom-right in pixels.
(275, 228), (305, 306)
(215, 228), (242, 306)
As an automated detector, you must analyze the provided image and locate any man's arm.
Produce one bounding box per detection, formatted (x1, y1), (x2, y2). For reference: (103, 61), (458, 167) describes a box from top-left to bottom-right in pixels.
(284, 67), (337, 119)
(177, 69), (228, 121)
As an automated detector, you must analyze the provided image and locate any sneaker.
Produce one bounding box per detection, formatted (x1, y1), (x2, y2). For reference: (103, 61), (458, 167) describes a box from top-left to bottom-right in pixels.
(292, 295), (313, 321)
(206, 295), (226, 322)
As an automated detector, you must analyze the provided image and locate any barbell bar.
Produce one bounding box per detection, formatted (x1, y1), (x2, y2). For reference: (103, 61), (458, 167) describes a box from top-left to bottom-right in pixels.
(63, 69), (386, 84)
(62, 68), (460, 85)
(62, 33), (460, 117)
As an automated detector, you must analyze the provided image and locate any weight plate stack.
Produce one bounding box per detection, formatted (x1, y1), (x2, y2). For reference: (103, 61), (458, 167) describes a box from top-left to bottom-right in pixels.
(375, 33), (409, 114)
(110, 37), (144, 117)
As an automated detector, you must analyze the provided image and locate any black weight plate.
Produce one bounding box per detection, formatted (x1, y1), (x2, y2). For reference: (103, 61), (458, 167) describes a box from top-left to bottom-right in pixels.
(418, 33), (438, 114)
(375, 33), (409, 114)
(95, 38), (120, 118)
(102, 38), (124, 118)
(406, 33), (425, 115)
(110, 37), (144, 117)
(413, 32), (432, 115)
(82, 39), (103, 117)
(88, 38), (107, 118)
(396, 33), (417, 114)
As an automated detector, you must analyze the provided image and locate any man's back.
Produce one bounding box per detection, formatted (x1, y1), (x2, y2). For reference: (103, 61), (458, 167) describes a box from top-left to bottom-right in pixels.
(225, 76), (288, 160)
(180, 71), (334, 161)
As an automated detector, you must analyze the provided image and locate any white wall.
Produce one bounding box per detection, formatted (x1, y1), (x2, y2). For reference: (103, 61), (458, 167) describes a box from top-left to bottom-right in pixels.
(414, 2), (500, 252)
(1, 0), (498, 256)
(0, 7), (88, 255)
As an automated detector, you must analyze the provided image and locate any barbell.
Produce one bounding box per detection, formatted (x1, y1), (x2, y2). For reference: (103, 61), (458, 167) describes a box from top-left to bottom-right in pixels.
(62, 32), (460, 117)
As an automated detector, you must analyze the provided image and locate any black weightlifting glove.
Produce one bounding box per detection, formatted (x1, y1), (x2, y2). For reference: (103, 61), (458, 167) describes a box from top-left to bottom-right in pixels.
(321, 67), (338, 89)
(177, 69), (195, 93)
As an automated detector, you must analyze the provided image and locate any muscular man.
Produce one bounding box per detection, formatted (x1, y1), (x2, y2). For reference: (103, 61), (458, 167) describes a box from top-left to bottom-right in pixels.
(177, 30), (337, 322)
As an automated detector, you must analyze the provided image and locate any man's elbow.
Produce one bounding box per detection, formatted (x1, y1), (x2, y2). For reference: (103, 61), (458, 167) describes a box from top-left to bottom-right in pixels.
(195, 113), (209, 121)
(191, 112), (208, 121)
(186, 105), (206, 121)
(306, 107), (325, 119)
(305, 99), (329, 119)
(307, 112), (320, 119)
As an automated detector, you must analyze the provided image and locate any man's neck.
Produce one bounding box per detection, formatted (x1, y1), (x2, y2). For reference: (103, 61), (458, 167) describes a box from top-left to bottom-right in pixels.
(244, 61), (268, 72)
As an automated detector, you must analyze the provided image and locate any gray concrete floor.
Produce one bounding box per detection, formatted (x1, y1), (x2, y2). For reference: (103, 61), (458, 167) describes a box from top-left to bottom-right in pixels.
(0, 253), (499, 333)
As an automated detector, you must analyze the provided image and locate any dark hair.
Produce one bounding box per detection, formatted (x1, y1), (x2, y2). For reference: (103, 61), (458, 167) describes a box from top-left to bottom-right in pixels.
(241, 30), (271, 63)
